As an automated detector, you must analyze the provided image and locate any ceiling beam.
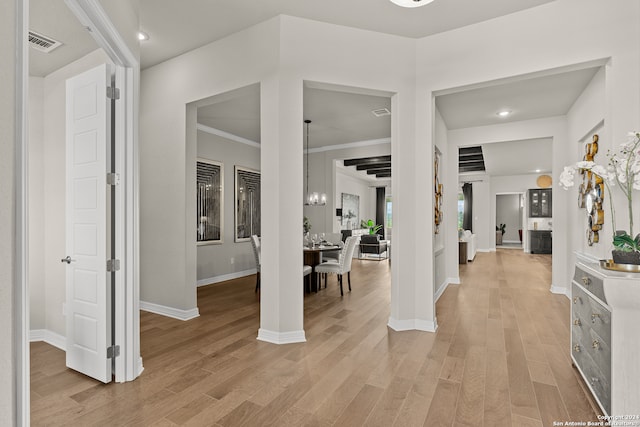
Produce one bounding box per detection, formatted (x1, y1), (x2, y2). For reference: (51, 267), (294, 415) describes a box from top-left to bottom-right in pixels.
(366, 168), (391, 175)
(343, 155), (391, 167)
(376, 171), (392, 178)
(356, 162), (391, 171)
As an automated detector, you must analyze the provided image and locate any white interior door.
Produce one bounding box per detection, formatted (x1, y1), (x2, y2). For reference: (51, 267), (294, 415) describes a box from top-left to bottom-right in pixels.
(64, 63), (113, 383)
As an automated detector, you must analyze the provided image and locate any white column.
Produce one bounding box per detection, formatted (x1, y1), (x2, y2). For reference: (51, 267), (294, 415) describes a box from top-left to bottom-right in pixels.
(388, 89), (438, 332)
(258, 75), (306, 344)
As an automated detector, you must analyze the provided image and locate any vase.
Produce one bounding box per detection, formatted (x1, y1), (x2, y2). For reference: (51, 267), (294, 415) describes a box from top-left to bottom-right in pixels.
(611, 250), (640, 265)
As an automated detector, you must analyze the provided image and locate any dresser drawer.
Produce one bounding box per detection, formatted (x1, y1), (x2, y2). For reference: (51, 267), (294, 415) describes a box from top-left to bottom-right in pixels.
(572, 345), (611, 415)
(574, 266), (607, 305)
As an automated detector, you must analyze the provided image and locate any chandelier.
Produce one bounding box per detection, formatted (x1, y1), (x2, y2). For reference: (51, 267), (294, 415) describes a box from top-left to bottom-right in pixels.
(304, 119), (326, 206)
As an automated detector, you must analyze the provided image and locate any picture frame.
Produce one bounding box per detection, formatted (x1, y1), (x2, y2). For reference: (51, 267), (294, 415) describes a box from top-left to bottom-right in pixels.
(196, 158), (223, 245)
(235, 165), (261, 242)
(341, 193), (359, 229)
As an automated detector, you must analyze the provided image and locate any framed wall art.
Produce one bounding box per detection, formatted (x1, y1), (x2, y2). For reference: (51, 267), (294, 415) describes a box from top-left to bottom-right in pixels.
(235, 166), (261, 242)
(341, 193), (360, 229)
(196, 159), (223, 244)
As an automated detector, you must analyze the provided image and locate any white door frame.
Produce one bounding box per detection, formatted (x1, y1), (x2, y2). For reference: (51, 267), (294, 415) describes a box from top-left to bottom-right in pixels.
(16, 0), (141, 423)
(65, 0), (142, 384)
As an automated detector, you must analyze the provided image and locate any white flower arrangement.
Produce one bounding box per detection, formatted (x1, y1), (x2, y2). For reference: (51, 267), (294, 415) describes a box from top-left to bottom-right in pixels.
(560, 132), (640, 251)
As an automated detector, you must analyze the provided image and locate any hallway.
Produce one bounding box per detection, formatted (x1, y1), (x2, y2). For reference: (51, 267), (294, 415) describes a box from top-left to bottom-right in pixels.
(30, 251), (598, 425)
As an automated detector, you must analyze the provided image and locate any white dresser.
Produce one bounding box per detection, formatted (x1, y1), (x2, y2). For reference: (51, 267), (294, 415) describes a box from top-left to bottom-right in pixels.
(572, 253), (640, 417)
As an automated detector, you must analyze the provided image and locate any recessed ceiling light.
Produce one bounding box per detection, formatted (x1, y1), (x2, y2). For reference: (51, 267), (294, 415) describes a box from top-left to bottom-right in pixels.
(535, 169), (541, 173)
(137, 31), (149, 41)
(389, 0), (435, 8)
(497, 110), (511, 117)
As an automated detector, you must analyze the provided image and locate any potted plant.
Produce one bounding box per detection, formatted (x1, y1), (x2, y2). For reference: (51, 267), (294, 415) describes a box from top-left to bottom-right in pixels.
(560, 131), (640, 264)
(496, 223), (506, 245)
(361, 219), (383, 235)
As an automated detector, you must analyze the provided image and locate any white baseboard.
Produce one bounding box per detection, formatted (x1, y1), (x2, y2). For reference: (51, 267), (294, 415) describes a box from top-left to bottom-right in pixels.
(447, 277), (461, 285)
(550, 284), (569, 298)
(137, 357), (145, 378)
(140, 301), (200, 321)
(197, 268), (257, 287)
(387, 317), (438, 333)
(435, 279), (451, 302)
(478, 249), (492, 253)
(257, 328), (306, 345)
(30, 329), (66, 351)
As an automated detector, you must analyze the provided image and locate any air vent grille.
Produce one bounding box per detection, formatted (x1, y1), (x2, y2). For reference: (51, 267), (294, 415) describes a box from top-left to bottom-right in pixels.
(28, 30), (63, 53)
(371, 108), (391, 117)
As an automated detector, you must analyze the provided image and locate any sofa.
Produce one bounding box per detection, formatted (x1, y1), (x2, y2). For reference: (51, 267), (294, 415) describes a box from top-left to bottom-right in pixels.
(460, 230), (477, 261)
(359, 234), (388, 260)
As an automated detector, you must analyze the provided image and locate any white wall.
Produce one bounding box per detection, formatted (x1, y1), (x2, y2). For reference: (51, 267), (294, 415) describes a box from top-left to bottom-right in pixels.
(335, 171), (375, 232)
(140, 18), (280, 313)
(496, 194), (521, 243)
(566, 67), (608, 262)
(434, 108), (451, 296)
(0, 0), (18, 420)
(29, 77), (46, 330)
(196, 130), (260, 283)
(430, 0), (639, 295)
(27, 49), (112, 338)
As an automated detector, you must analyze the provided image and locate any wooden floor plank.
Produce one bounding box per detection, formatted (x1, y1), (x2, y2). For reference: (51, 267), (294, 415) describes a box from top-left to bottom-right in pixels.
(30, 251), (598, 426)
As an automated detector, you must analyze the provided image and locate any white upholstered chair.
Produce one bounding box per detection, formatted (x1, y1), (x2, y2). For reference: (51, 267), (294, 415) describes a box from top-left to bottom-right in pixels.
(322, 232), (344, 262)
(315, 236), (358, 296)
(250, 235), (261, 292)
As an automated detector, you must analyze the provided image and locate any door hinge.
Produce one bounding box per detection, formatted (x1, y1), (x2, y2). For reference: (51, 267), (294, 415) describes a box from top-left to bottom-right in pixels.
(107, 173), (120, 185)
(106, 259), (120, 272)
(107, 345), (120, 359)
(107, 86), (120, 100)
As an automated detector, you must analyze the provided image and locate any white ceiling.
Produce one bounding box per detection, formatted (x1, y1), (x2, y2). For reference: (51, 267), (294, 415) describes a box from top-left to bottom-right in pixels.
(481, 138), (553, 176)
(29, 0), (97, 77)
(138, 0), (555, 70)
(197, 84), (391, 150)
(29, 0), (556, 75)
(435, 67), (600, 130)
(30, 0), (590, 180)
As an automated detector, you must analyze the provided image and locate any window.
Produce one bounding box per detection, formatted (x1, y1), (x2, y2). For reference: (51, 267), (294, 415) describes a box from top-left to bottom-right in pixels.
(457, 192), (464, 230)
(386, 196), (392, 228)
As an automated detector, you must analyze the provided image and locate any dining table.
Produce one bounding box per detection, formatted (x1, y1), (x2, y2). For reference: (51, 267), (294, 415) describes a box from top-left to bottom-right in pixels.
(303, 244), (341, 293)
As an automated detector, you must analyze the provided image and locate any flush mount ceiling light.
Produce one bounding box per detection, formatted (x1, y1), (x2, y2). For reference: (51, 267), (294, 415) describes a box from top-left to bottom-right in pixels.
(389, 0), (435, 8)
(497, 110), (511, 117)
(137, 31), (149, 41)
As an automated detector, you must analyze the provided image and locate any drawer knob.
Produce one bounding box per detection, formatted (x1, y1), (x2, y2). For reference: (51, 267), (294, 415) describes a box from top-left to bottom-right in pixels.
(592, 340), (600, 350)
(582, 276), (591, 286)
(574, 345), (581, 353)
(591, 313), (601, 323)
(573, 318), (582, 326)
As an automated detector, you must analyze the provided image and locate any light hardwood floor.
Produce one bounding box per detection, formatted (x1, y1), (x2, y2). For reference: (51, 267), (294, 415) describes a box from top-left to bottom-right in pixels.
(31, 250), (600, 426)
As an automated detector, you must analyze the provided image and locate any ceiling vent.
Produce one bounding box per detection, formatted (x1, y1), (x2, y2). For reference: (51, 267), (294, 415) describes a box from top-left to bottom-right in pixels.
(28, 30), (63, 53)
(371, 108), (391, 117)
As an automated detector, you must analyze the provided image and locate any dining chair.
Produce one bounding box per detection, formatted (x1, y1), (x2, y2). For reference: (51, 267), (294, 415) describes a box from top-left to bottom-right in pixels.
(322, 232), (344, 262)
(250, 235), (261, 292)
(303, 265), (312, 293)
(315, 236), (358, 296)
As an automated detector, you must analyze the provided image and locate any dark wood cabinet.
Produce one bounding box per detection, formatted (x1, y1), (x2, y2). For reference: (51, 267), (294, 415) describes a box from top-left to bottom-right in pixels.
(530, 230), (552, 254)
(529, 188), (552, 217)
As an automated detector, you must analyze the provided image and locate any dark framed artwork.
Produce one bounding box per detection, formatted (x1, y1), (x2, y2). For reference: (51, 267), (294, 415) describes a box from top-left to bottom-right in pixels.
(341, 193), (359, 229)
(235, 166), (261, 242)
(196, 159), (223, 244)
